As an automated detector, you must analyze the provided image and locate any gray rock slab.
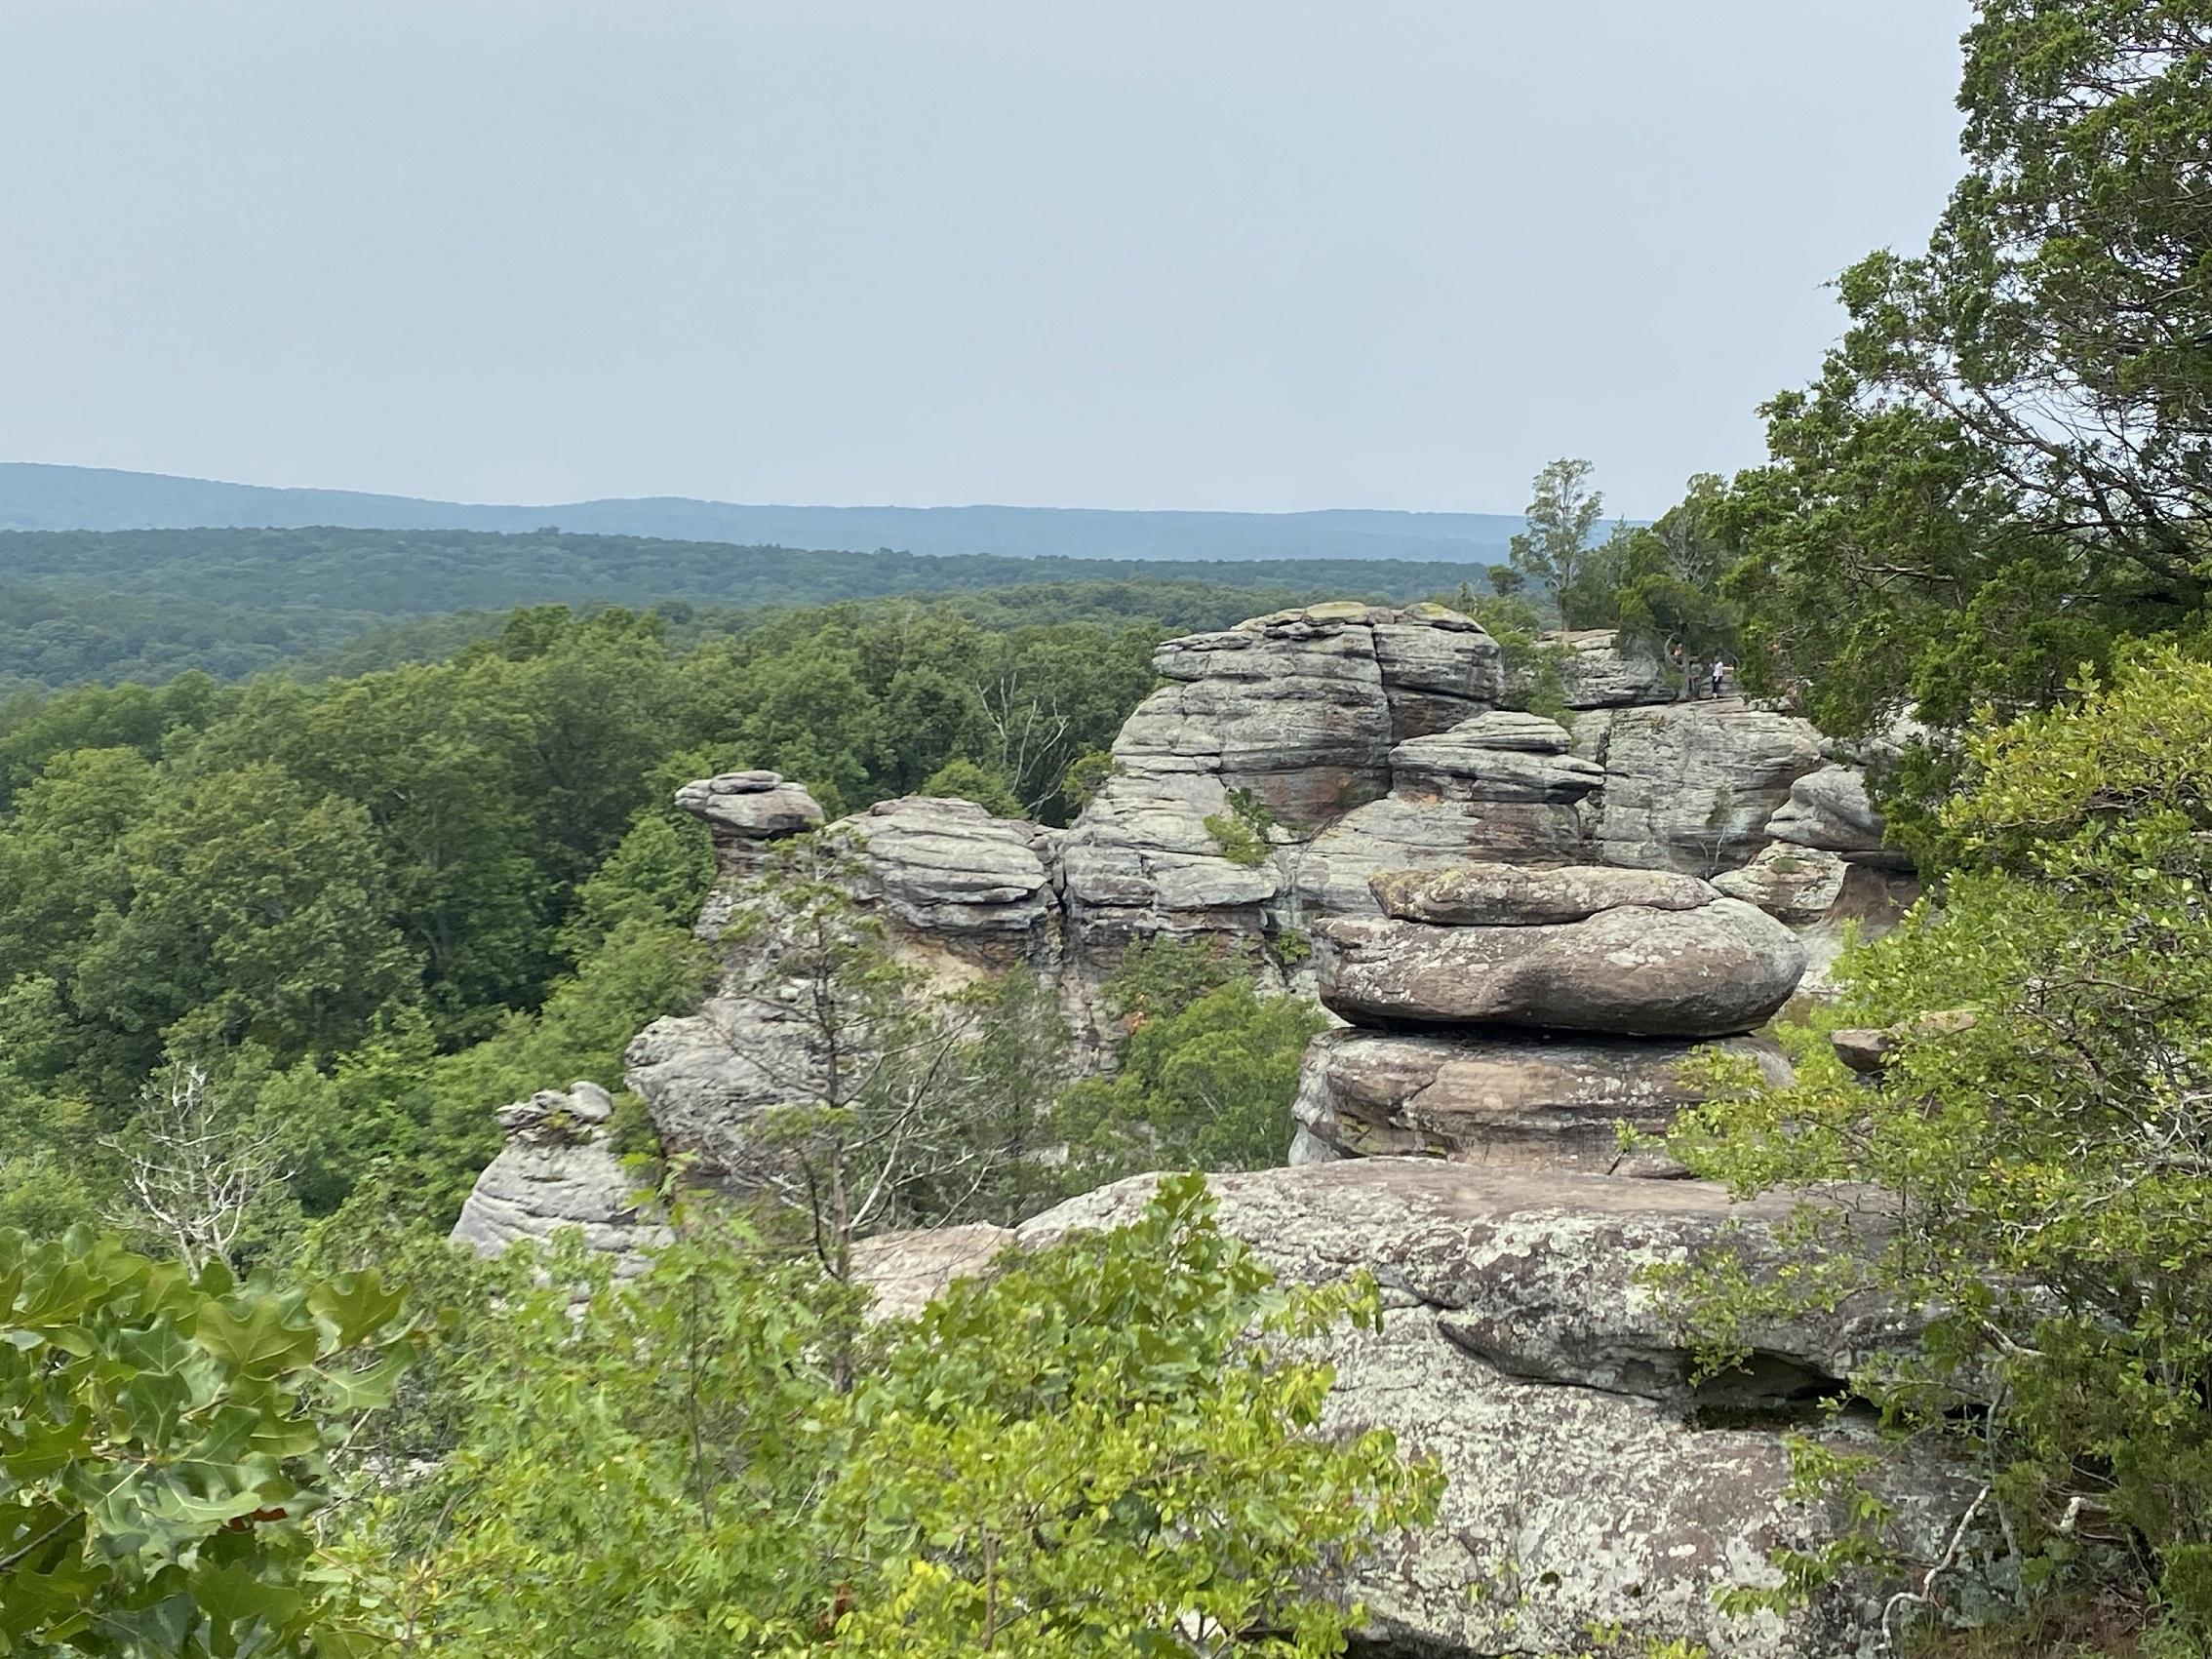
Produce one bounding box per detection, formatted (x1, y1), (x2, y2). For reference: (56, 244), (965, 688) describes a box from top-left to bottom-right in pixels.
(849, 1222), (1014, 1322)
(1580, 703), (1828, 874)
(1317, 900), (1807, 1038)
(945, 1162), (1968, 1659)
(1389, 725), (1606, 805)
(845, 796), (1058, 938)
(1370, 861), (1718, 926)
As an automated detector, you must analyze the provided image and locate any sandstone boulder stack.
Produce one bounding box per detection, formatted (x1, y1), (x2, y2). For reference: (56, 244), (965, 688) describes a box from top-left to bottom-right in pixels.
(1299, 862), (1805, 1171)
(1319, 863), (1806, 1039)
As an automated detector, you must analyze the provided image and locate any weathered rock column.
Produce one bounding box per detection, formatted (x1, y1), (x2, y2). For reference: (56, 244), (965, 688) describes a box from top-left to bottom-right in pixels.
(1296, 862), (1805, 1170)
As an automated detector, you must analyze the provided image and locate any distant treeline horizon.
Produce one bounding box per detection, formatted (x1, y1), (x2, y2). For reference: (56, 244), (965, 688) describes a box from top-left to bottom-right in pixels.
(0, 523), (1499, 692)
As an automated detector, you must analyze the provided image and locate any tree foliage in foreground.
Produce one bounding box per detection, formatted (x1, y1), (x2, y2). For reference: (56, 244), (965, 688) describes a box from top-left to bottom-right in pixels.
(1663, 652), (2212, 1637)
(0, 1226), (418, 1658)
(368, 1176), (1441, 1657)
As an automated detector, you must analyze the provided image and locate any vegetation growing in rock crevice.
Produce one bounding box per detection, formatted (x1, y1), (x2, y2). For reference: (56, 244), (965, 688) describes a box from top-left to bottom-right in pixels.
(1055, 939), (1326, 1190)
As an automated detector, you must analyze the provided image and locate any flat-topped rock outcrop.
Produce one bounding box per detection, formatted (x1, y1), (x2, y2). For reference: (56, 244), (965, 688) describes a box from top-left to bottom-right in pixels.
(856, 1160), (1968, 1659)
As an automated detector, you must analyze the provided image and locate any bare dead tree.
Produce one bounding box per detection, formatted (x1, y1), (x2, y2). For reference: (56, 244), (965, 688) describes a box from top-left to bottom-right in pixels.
(102, 1065), (290, 1275)
(978, 670), (1076, 817)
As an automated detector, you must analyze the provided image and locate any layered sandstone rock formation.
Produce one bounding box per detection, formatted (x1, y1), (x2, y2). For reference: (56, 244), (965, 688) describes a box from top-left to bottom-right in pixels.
(1296, 861), (1804, 1168)
(450, 1082), (663, 1275)
(447, 605), (1972, 1658)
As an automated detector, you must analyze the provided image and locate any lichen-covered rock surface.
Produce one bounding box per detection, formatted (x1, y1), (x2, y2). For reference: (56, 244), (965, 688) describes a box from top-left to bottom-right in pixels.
(858, 1160), (1969, 1659)
(1575, 701), (1828, 874)
(1713, 840), (1852, 925)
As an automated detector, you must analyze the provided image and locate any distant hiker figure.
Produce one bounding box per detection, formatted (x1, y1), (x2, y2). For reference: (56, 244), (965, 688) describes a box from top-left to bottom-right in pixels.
(1709, 658), (1726, 699)
(1671, 643), (1693, 700)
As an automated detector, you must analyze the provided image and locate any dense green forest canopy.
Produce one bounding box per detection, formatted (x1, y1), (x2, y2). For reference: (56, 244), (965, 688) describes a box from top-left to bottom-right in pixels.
(0, 595), (1190, 1242)
(0, 524), (1493, 691)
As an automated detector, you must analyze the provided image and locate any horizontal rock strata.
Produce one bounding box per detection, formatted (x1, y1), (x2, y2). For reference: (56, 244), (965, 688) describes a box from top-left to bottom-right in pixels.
(1575, 702), (1828, 874)
(1293, 1026), (1790, 1175)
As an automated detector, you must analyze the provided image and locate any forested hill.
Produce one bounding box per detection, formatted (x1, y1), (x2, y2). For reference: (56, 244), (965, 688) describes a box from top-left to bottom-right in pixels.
(0, 525), (1490, 612)
(0, 462), (1524, 563)
(0, 524), (1493, 691)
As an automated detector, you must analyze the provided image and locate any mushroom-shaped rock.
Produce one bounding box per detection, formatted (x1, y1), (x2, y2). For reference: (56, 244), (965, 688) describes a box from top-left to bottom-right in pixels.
(493, 1079), (616, 1145)
(675, 770), (825, 843)
(1317, 897), (1807, 1038)
(1768, 764), (1910, 869)
(1292, 1026), (1790, 1175)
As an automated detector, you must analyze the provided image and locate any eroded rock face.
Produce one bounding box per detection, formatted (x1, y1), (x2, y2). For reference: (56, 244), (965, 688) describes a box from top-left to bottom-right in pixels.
(1318, 898), (1808, 1039)
(623, 999), (807, 1186)
(1146, 614), (1393, 824)
(845, 796), (1062, 962)
(1712, 841), (1851, 925)
(859, 1161), (1969, 1659)
(1768, 764), (1910, 870)
(1576, 702), (1828, 874)
(451, 1082), (663, 1275)
(1292, 1027), (1789, 1176)
(1284, 715), (1604, 919)
(1057, 753), (1281, 945)
(1061, 605), (1510, 943)
(1546, 628), (1676, 708)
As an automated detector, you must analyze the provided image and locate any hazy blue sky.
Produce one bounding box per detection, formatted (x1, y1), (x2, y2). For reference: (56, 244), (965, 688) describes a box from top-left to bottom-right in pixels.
(0, 2), (1971, 517)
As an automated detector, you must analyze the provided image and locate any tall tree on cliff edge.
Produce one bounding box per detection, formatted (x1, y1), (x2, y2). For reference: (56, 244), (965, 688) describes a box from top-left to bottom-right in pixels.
(1508, 457), (1609, 629)
(1720, 1), (2212, 741)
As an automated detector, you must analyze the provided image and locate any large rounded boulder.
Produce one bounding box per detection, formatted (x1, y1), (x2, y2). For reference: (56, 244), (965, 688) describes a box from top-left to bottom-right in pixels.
(1317, 863), (1807, 1038)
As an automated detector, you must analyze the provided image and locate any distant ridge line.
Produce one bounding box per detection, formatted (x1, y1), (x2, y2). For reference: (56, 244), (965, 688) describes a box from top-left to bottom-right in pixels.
(0, 462), (1520, 565)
